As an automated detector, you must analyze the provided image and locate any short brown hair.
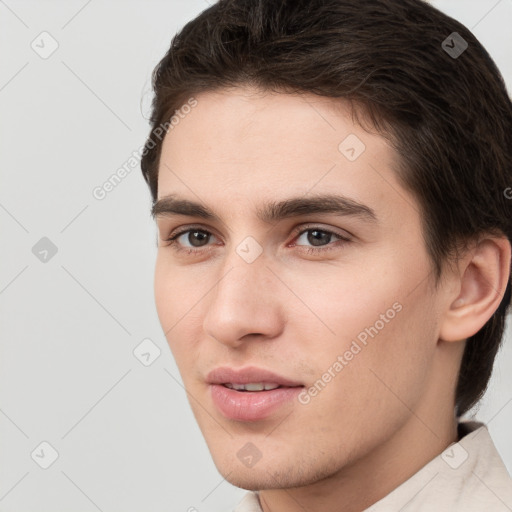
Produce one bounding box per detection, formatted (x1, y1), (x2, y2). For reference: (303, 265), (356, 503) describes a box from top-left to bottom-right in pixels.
(141, 0), (512, 416)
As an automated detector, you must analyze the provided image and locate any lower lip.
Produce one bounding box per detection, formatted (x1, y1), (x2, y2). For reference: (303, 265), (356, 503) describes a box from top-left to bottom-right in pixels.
(210, 384), (303, 422)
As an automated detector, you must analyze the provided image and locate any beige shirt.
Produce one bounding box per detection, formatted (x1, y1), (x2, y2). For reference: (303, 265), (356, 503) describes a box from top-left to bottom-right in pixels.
(232, 421), (512, 511)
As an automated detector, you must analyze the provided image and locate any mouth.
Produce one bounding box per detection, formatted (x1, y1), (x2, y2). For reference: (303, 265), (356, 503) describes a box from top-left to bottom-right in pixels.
(207, 367), (304, 422)
(222, 382), (283, 391)
(206, 366), (303, 387)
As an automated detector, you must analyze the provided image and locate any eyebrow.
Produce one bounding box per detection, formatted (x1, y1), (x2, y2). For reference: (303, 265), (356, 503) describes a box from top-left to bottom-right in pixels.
(151, 193), (377, 225)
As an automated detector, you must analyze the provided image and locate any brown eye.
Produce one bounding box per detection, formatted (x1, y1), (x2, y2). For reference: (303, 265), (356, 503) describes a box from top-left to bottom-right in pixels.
(292, 226), (351, 253)
(179, 230), (210, 247)
(164, 227), (218, 255)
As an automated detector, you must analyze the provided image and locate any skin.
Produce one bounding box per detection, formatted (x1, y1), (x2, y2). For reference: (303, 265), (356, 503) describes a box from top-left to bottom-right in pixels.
(152, 86), (511, 512)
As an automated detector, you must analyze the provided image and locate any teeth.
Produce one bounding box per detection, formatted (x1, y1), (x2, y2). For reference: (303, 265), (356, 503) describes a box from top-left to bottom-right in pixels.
(224, 383), (280, 391)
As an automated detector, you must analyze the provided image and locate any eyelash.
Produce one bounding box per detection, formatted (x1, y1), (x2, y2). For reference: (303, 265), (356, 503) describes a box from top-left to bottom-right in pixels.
(163, 224), (351, 256)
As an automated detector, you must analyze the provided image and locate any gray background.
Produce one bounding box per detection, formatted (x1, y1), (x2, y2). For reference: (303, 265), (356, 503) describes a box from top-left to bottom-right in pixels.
(0, 1), (511, 511)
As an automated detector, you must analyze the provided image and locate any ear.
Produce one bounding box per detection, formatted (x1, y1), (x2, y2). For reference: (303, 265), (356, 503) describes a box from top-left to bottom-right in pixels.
(439, 236), (511, 342)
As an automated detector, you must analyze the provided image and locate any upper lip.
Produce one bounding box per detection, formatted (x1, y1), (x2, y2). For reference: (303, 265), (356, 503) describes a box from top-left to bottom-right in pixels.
(206, 366), (303, 387)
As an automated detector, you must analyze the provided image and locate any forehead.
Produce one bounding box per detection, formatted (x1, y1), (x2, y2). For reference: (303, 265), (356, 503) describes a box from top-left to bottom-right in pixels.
(161, 87), (389, 167)
(157, 86), (416, 228)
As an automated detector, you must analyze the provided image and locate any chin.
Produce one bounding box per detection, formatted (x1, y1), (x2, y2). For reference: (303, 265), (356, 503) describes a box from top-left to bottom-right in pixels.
(211, 451), (338, 491)
(221, 468), (293, 491)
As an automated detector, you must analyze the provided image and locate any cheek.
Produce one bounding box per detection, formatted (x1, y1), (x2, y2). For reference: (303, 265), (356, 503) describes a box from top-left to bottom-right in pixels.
(154, 257), (202, 359)
(286, 257), (437, 398)
(154, 257), (174, 330)
(282, 262), (403, 350)
(154, 254), (201, 324)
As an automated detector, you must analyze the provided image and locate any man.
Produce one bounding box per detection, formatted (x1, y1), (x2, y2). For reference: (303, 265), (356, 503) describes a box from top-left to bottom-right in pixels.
(140, 0), (512, 510)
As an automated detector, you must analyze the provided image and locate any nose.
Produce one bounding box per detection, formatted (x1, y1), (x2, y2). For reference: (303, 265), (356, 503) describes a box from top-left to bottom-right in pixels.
(202, 253), (284, 348)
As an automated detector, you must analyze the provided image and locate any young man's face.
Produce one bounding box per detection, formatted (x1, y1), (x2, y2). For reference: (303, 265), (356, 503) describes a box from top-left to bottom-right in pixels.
(153, 87), (459, 490)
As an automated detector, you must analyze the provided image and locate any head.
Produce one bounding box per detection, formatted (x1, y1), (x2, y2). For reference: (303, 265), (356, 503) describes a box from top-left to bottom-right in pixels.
(141, 0), (512, 491)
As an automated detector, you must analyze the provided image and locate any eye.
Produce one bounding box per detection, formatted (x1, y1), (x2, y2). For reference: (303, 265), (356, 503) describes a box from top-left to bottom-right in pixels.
(291, 225), (351, 254)
(162, 224), (351, 256)
(164, 227), (217, 254)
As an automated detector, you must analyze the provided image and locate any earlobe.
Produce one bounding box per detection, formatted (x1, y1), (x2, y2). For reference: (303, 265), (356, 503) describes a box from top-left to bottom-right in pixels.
(439, 237), (511, 343)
